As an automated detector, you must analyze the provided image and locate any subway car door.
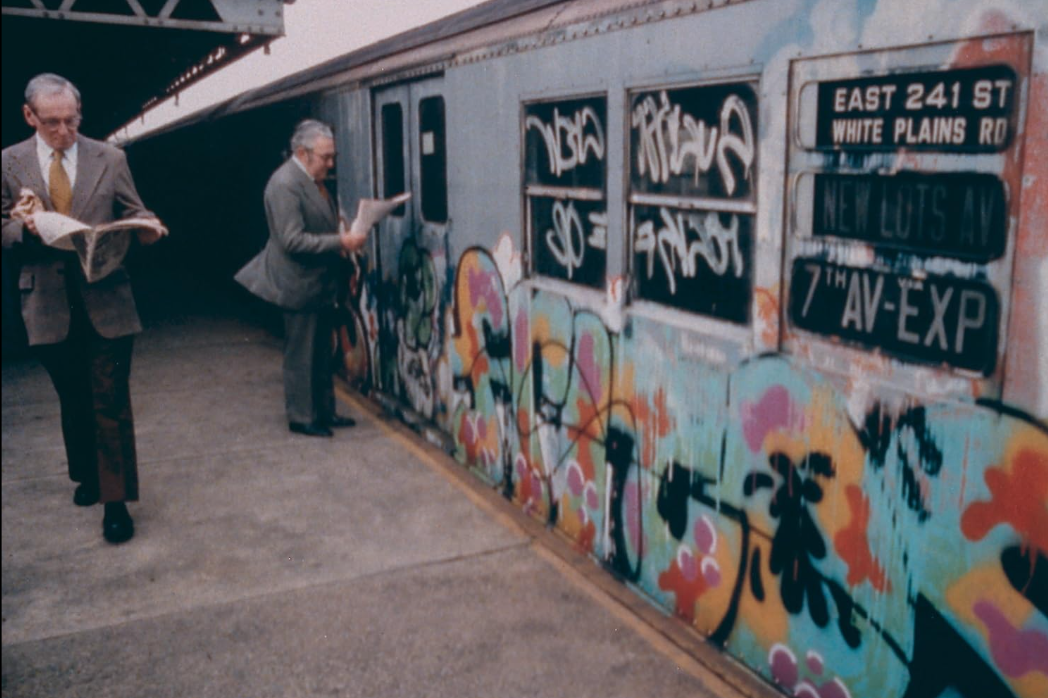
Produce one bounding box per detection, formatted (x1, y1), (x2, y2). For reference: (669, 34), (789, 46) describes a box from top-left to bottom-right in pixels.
(372, 78), (449, 428)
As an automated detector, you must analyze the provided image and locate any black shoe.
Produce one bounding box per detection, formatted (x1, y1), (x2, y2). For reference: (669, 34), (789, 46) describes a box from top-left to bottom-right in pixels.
(73, 484), (100, 507)
(289, 421), (333, 437)
(102, 504), (134, 544)
(325, 415), (356, 428)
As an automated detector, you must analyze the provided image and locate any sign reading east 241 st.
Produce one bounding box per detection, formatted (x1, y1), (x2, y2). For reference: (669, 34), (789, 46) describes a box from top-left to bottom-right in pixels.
(816, 65), (1016, 152)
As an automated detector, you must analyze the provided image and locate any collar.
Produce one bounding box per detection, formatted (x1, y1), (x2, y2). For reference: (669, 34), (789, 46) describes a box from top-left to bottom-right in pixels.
(35, 134), (79, 166)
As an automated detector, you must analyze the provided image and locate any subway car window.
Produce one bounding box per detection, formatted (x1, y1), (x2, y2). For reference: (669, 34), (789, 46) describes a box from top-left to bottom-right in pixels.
(628, 80), (758, 324)
(381, 102), (406, 216)
(418, 96), (448, 223)
(523, 95), (607, 290)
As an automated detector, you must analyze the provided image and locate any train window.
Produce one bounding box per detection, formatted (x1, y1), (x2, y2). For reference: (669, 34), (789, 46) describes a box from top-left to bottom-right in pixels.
(380, 102), (406, 216)
(523, 94), (607, 290)
(627, 80), (758, 324)
(784, 42), (1029, 380)
(418, 96), (448, 223)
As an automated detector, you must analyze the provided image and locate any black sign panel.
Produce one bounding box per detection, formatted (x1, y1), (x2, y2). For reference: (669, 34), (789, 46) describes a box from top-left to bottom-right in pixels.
(530, 197), (607, 289)
(524, 96), (606, 190)
(789, 259), (998, 374)
(816, 65), (1017, 152)
(813, 172), (1006, 261)
(633, 206), (752, 323)
(630, 82), (758, 200)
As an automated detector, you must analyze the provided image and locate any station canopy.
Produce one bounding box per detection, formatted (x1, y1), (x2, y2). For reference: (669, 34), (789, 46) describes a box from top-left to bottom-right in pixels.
(2, 0), (288, 148)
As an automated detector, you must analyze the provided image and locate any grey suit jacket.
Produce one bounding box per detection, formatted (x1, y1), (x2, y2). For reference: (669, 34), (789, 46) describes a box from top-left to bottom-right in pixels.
(235, 158), (342, 311)
(1, 135), (152, 345)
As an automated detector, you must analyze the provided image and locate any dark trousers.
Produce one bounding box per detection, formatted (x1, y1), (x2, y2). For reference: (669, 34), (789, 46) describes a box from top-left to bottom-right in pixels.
(282, 307), (336, 426)
(35, 297), (138, 504)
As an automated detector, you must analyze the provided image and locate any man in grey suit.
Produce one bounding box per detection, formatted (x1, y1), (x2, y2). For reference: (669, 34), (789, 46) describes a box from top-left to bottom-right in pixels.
(235, 120), (363, 437)
(1, 73), (164, 543)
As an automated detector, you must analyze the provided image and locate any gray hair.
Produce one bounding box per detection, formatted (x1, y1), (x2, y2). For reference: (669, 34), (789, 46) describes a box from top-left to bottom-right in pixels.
(290, 119), (333, 152)
(25, 73), (81, 109)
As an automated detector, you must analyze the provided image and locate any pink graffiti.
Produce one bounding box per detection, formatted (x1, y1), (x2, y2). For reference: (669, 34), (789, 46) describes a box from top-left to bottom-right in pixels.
(973, 600), (1048, 678)
(769, 644), (798, 688)
(741, 385), (806, 452)
(577, 332), (604, 403)
(678, 546), (698, 582)
(514, 308), (528, 371)
(467, 266), (504, 327)
(701, 557), (721, 587)
(694, 514), (717, 555)
(769, 645), (851, 698)
(584, 482), (599, 510)
(567, 460), (586, 497)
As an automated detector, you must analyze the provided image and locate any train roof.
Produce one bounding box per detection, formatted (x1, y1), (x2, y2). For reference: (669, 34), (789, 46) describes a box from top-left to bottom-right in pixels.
(127, 0), (756, 143)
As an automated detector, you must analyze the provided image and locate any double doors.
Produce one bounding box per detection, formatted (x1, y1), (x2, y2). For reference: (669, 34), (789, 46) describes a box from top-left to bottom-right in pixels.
(372, 78), (449, 427)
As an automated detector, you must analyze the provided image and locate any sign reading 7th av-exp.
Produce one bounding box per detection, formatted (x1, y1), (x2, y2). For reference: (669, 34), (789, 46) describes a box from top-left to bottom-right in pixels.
(816, 65), (1016, 152)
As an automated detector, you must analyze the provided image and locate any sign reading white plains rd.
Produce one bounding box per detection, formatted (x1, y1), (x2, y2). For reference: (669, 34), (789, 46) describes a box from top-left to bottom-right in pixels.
(816, 65), (1016, 152)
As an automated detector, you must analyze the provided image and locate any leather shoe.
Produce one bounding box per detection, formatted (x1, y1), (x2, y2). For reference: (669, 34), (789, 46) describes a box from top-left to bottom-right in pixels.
(102, 507), (134, 545)
(73, 484), (100, 507)
(325, 415), (356, 428)
(289, 421), (333, 437)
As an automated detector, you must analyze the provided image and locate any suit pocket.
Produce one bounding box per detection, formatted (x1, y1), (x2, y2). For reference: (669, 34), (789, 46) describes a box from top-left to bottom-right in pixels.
(18, 272), (34, 292)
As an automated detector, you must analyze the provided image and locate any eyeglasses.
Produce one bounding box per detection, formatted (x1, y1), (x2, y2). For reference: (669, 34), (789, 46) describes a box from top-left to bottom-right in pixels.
(307, 148), (336, 163)
(32, 111), (82, 130)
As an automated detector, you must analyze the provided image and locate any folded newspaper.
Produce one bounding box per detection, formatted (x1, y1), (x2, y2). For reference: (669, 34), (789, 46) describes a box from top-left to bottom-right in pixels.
(13, 188), (168, 282)
(341, 192), (412, 241)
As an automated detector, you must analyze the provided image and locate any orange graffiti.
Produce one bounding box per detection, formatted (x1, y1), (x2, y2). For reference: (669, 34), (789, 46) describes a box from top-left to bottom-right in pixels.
(961, 446), (1048, 554)
(755, 286), (779, 347)
(658, 557), (709, 622)
(834, 485), (891, 592)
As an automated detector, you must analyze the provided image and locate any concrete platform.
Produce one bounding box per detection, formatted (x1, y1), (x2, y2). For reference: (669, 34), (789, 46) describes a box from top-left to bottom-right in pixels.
(2, 298), (777, 698)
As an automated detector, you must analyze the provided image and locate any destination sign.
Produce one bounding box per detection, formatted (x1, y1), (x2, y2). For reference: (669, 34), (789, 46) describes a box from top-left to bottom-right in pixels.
(813, 172), (1006, 261)
(789, 259), (998, 374)
(816, 65), (1017, 152)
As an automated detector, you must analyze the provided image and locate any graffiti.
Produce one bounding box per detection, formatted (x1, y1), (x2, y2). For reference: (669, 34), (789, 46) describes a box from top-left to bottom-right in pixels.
(542, 200), (607, 281)
(341, 224), (1048, 698)
(525, 105), (605, 177)
(631, 89), (755, 195)
(634, 208), (744, 295)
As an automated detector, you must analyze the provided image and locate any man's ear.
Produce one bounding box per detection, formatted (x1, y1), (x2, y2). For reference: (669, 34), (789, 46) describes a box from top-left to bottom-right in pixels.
(22, 104), (36, 128)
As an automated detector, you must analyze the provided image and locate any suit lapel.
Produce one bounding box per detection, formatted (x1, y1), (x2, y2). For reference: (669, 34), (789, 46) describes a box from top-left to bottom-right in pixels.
(291, 161), (337, 228)
(10, 139), (51, 210)
(71, 137), (106, 220)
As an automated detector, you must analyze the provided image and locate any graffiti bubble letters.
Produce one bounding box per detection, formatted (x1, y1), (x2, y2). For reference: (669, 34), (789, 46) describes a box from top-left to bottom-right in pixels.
(526, 105), (606, 178)
(635, 207), (744, 295)
(631, 88), (755, 196)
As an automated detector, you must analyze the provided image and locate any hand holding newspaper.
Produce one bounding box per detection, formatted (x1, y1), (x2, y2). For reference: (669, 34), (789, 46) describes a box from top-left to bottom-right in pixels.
(12, 188), (168, 282)
(339, 192), (411, 247)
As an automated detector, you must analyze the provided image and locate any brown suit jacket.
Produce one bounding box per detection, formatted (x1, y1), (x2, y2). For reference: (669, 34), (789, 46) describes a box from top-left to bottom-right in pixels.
(1, 135), (153, 345)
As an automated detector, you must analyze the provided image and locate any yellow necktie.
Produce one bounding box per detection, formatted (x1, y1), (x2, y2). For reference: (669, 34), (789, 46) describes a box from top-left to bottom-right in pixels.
(49, 150), (72, 215)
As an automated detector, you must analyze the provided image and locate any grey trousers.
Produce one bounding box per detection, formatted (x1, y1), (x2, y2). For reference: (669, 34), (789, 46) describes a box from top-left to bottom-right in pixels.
(282, 307), (336, 426)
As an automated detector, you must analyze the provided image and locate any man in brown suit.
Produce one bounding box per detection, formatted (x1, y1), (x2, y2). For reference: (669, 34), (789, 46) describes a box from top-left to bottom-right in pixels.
(1, 73), (164, 544)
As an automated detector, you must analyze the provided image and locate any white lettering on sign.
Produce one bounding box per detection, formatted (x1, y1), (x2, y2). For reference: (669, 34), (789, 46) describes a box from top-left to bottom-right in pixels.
(526, 106), (605, 177)
(635, 208), (744, 295)
(631, 91), (755, 195)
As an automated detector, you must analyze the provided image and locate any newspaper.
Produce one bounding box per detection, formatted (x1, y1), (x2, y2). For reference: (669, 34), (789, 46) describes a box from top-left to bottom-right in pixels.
(341, 192), (412, 243)
(12, 188), (167, 282)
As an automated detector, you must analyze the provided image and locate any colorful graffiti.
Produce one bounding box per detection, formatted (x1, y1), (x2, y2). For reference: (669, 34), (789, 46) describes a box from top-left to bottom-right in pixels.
(433, 238), (1048, 698)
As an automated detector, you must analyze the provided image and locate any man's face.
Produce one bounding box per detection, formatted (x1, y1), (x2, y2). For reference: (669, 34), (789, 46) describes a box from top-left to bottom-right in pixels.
(300, 136), (336, 182)
(24, 90), (81, 151)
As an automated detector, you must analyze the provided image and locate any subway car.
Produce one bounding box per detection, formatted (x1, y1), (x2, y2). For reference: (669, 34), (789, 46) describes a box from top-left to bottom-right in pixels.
(126, 1), (1047, 696)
